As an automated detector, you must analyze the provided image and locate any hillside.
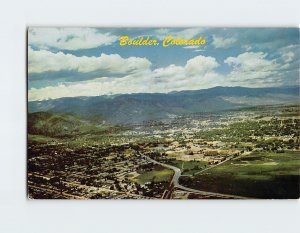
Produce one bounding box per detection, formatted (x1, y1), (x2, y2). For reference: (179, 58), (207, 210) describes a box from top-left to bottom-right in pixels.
(28, 112), (108, 138)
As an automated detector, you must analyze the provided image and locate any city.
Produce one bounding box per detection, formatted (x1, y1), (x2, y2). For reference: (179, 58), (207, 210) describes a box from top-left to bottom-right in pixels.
(28, 104), (300, 199)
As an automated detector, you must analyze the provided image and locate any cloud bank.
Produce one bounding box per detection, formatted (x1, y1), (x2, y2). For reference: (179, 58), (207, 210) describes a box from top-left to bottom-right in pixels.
(28, 47), (151, 74)
(28, 28), (118, 50)
(27, 27), (299, 101)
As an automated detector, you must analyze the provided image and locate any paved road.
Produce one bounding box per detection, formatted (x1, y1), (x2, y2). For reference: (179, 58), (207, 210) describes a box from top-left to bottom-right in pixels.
(140, 154), (247, 199)
(193, 156), (234, 176)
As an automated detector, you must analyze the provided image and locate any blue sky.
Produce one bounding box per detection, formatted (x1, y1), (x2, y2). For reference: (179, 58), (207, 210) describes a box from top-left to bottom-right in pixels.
(28, 27), (299, 101)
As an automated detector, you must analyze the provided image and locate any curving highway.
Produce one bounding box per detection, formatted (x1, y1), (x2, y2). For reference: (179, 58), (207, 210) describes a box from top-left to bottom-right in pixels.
(140, 154), (248, 199)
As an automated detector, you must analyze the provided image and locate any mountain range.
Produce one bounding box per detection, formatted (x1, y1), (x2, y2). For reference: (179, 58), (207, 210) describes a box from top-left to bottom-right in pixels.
(28, 86), (299, 124)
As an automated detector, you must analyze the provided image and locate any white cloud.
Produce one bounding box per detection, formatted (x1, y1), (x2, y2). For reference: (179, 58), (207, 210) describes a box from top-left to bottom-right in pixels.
(155, 28), (205, 40)
(185, 55), (219, 76)
(28, 50), (295, 101)
(28, 55), (221, 101)
(153, 64), (185, 78)
(277, 44), (300, 69)
(282, 52), (295, 63)
(212, 35), (237, 48)
(194, 49), (205, 52)
(224, 52), (280, 87)
(153, 55), (219, 78)
(28, 47), (151, 74)
(28, 72), (224, 102)
(29, 76), (142, 101)
(28, 28), (118, 50)
(225, 52), (278, 73)
(242, 44), (252, 51)
(183, 45), (201, 49)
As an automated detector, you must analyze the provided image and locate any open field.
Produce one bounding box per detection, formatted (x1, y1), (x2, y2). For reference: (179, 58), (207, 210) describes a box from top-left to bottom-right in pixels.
(134, 166), (174, 185)
(170, 160), (208, 175)
(180, 151), (300, 198)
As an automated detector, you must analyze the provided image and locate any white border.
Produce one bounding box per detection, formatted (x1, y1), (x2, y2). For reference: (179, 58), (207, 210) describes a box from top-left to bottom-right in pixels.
(0, 0), (299, 232)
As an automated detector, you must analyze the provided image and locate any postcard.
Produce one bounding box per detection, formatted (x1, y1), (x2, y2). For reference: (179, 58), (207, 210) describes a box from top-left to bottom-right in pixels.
(27, 27), (299, 199)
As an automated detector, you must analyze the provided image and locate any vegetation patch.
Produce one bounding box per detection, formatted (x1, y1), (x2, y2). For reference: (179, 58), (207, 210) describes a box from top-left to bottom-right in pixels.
(179, 151), (300, 198)
(135, 166), (174, 185)
(170, 160), (208, 175)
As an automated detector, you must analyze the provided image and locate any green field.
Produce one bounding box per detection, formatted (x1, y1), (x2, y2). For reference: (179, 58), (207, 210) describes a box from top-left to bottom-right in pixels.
(180, 151), (300, 198)
(170, 160), (208, 175)
(135, 166), (174, 185)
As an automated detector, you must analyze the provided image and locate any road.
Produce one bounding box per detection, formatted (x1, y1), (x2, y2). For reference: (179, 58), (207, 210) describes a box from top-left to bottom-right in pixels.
(193, 156), (234, 176)
(140, 154), (247, 199)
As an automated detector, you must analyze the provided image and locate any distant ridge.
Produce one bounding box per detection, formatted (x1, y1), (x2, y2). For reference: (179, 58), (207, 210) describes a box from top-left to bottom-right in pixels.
(28, 86), (299, 124)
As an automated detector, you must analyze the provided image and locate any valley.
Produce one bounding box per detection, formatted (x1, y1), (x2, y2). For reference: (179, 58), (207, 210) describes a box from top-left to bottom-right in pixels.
(27, 93), (300, 199)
